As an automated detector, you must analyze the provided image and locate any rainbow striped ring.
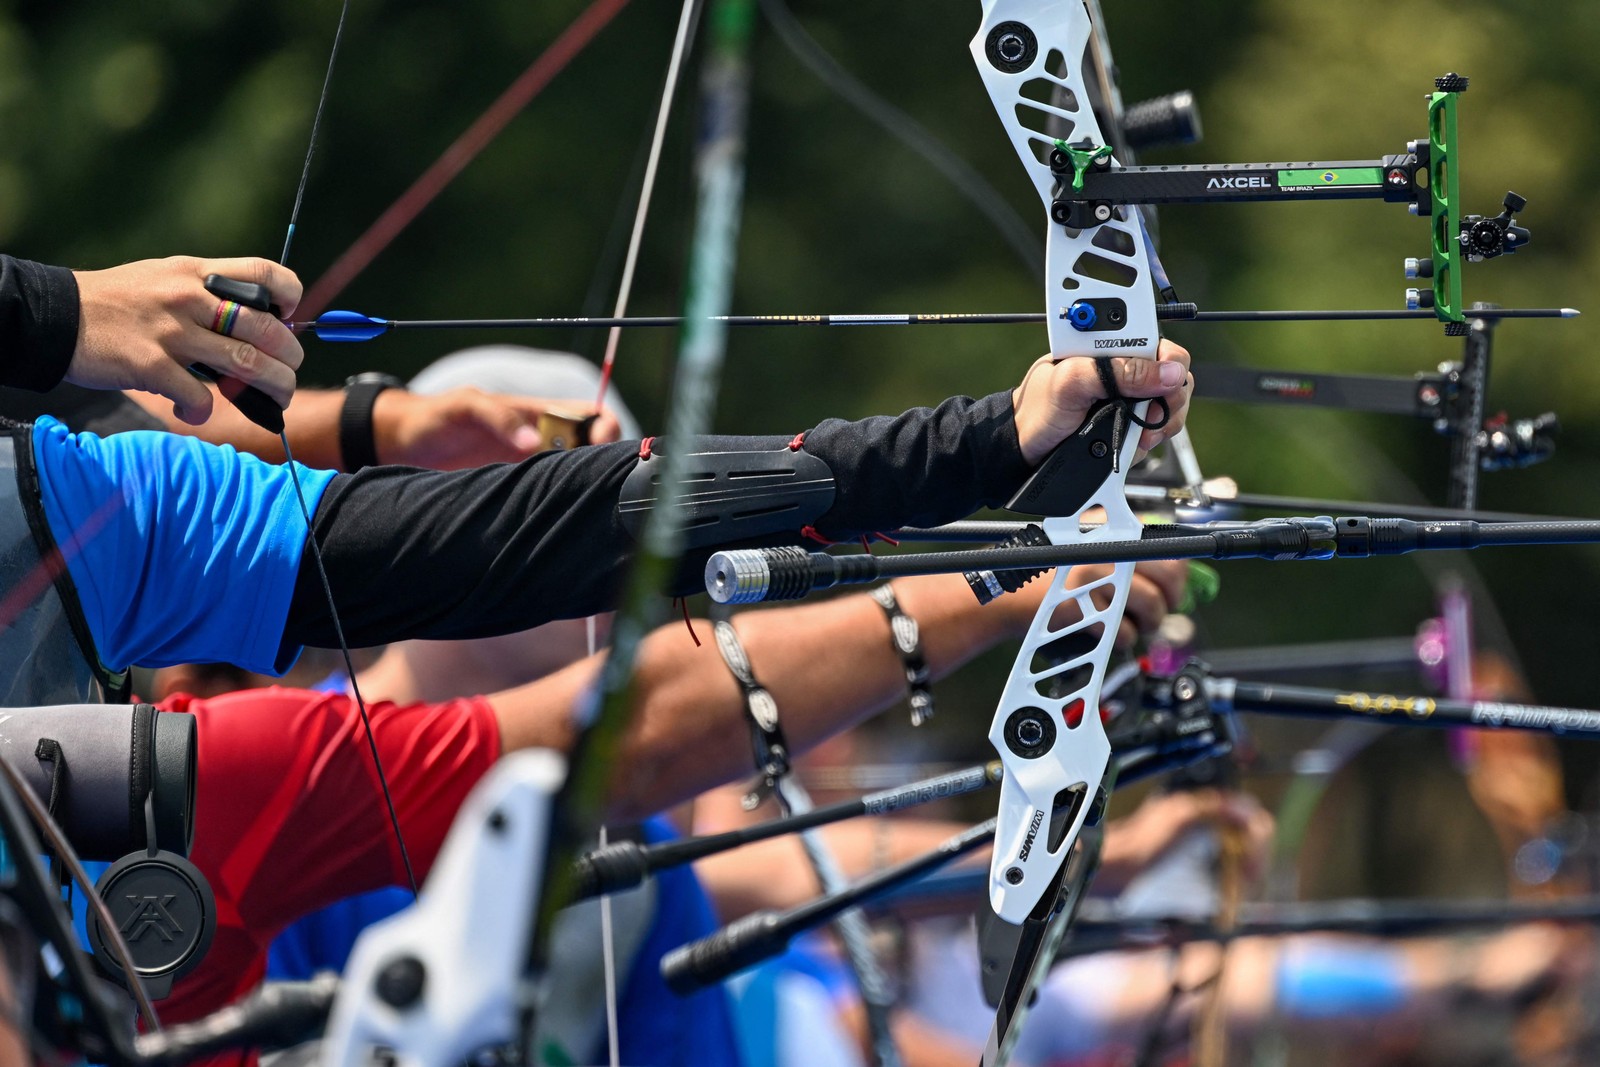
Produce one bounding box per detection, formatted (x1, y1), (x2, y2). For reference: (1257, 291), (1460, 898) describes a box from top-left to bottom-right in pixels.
(210, 299), (243, 337)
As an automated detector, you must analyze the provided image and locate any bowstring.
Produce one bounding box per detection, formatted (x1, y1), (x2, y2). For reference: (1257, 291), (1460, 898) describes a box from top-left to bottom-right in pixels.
(593, 0), (704, 410)
(280, 0), (350, 267)
(276, 0), (420, 896)
(589, 5), (704, 1065)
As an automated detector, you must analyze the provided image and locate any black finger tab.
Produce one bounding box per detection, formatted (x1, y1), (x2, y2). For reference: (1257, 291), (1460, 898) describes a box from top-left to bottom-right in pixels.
(201, 274), (287, 433)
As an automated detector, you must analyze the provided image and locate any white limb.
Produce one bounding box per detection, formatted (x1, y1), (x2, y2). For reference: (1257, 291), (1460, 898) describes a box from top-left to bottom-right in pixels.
(969, 0), (1161, 356)
(984, 490), (1139, 923)
(321, 750), (567, 1067)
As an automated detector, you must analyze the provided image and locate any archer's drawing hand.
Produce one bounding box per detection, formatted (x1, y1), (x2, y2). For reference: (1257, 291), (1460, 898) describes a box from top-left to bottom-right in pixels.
(1098, 789), (1274, 892)
(69, 256), (304, 425)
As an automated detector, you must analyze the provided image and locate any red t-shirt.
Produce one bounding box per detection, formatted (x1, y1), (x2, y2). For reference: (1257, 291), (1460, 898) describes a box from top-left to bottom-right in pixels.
(154, 686), (501, 1031)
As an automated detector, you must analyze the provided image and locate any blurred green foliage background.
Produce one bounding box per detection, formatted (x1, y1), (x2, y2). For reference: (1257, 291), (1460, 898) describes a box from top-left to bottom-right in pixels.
(4, 0), (1600, 787)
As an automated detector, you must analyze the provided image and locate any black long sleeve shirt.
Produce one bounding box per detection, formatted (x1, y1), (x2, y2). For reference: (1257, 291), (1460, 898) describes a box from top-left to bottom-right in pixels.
(0, 256), (80, 392)
(285, 391), (1030, 648)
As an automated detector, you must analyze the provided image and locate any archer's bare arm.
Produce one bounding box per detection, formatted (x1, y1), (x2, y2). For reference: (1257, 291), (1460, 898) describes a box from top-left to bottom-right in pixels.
(487, 560), (1187, 822)
(126, 384), (623, 470)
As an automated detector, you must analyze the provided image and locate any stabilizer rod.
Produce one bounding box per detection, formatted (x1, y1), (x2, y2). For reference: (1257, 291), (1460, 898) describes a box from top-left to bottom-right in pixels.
(573, 761), (999, 899)
(707, 516), (1600, 604)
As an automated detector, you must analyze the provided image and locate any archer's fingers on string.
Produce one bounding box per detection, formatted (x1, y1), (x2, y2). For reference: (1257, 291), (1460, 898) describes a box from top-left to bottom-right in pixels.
(198, 257), (304, 319)
(591, 409), (624, 445)
(464, 393), (543, 454)
(181, 326), (298, 409)
(218, 305), (305, 372)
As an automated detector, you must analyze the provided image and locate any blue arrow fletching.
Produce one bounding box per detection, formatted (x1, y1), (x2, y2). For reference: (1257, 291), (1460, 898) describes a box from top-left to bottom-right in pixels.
(314, 310), (390, 342)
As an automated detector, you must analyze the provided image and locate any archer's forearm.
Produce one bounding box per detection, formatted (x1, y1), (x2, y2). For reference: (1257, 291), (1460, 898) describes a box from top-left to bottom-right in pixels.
(537, 575), (1010, 821)
(128, 386), (348, 468)
(283, 392), (1031, 652)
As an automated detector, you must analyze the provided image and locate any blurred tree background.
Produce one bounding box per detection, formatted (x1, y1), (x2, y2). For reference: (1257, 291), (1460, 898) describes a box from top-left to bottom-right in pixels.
(4, 0), (1600, 797)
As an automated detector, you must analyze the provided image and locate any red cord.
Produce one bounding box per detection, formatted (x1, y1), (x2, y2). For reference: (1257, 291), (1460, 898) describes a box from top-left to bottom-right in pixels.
(299, 0), (632, 318)
(638, 437), (655, 460)
(675, 597), (701, 646)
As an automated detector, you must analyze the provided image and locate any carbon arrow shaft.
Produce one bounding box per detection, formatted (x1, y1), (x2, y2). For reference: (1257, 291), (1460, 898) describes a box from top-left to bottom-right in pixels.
(292, 306), (1580, 339)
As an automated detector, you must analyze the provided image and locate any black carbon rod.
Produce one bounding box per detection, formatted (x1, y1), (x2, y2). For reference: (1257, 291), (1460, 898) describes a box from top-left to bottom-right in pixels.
(890, 491), (1572, 542)
(707, 516), (1600, 604)
(660, 819), (997, 994)
(572, 761), (1000, 900)
(1219, 679), (1600, 739)
(1220, 491), (1562, 524)
(1055, 895), (1600, 959)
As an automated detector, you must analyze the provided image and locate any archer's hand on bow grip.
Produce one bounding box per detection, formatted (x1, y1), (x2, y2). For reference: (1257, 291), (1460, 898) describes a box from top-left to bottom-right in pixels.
(1011, 343), (1192, 466)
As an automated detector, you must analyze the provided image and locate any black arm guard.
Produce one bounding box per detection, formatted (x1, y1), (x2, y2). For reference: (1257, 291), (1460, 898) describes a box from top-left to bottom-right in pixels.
(617, 436), (836, 548)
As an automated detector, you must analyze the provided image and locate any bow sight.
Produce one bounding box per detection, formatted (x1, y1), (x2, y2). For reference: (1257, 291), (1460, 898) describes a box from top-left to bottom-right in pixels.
(1038, 72), (1529, 335)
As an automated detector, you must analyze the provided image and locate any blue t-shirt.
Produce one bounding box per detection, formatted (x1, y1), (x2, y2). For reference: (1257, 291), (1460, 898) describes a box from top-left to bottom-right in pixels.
(31, 415), (335, 675)
(270, 818), (744, 1067)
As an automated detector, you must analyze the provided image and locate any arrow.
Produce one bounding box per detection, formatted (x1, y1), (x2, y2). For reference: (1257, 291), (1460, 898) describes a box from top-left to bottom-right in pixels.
(292, 305), (1580, 341)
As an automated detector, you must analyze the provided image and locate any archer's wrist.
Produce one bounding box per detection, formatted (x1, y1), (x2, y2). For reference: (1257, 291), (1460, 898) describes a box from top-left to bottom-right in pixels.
(369, 388), (408, 466)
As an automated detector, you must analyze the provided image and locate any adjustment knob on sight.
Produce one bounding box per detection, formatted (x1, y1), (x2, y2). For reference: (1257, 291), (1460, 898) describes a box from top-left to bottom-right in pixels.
(1406, 288), (1435, 311)
(1435, 72), (1469, 93)
(1463, 218), (1507, 259)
